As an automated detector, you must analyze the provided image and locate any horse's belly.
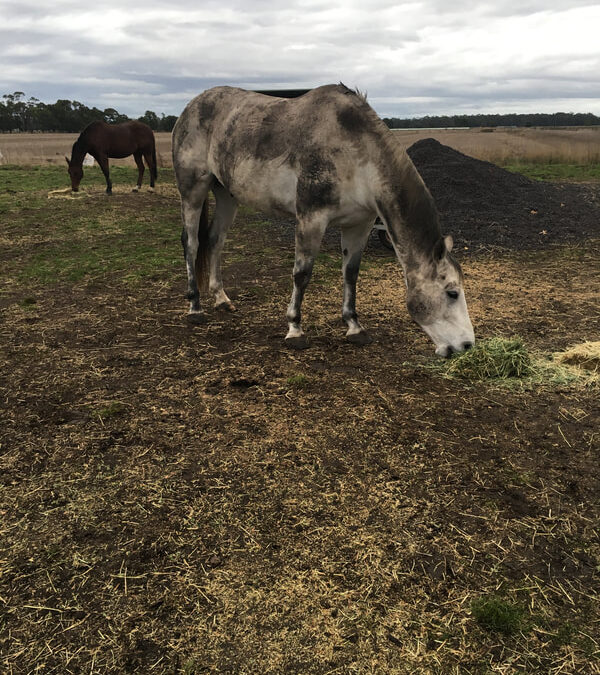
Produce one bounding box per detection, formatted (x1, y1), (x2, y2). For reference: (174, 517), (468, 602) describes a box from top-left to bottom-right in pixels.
(221, 158), (298, 217)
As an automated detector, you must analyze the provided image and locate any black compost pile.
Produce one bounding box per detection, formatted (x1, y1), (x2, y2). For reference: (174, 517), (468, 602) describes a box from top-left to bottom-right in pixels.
(407, 138), (600, 251)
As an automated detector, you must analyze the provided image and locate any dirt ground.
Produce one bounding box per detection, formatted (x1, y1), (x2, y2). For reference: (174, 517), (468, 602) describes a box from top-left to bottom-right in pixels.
(1, 157), (599, 673)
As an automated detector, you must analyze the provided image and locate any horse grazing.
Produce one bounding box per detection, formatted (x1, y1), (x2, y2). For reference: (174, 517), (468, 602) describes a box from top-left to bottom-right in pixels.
(66, 120), (157, 194)
(172, 84), (475, 356)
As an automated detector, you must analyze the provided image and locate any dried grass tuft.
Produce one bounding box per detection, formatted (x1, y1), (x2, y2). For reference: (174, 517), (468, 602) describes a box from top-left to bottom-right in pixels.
(554, 341), (600, 373)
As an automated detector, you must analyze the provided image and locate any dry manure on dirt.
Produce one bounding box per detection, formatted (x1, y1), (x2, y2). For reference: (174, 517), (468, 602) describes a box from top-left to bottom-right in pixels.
(407, 138), (600, 251)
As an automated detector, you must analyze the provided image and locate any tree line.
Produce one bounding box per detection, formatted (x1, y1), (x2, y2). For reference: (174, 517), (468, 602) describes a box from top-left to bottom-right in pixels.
(0, 92), (178, 133)
(3, 91), (599, 133)
(383, 112), (600, 128)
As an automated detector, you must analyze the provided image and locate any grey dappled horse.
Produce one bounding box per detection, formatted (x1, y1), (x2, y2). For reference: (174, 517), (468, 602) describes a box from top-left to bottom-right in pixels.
(172, 84), (474, 356)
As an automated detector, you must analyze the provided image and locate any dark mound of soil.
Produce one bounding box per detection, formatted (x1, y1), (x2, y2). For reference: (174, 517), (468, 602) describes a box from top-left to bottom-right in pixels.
(407, 138), (600, 251)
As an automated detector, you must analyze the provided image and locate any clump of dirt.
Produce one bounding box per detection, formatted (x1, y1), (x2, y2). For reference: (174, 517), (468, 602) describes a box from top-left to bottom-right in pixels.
(407, 138), (600, 251)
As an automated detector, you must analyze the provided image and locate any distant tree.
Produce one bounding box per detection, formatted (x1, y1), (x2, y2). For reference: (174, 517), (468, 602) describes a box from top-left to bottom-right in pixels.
(138, 110), (160, 130)
(158, 114), (178, 132)
(103, 108), (129, 124)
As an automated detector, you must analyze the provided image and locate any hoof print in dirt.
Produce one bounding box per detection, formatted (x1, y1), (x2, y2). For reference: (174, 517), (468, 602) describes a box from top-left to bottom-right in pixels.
(346, 331), (372, 346)
(285, 335), (309, 350)
(186, 313), (206, 325)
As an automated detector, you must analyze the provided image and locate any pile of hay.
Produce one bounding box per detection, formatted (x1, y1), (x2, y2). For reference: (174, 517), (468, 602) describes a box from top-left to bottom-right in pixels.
(446, 337), (533, 380)
(48, 188), (85, 199)
(554, 341), (600, 373)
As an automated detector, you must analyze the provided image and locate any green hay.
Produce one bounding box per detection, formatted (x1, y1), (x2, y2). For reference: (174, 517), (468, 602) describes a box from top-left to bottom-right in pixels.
(446, 337), (533, 380)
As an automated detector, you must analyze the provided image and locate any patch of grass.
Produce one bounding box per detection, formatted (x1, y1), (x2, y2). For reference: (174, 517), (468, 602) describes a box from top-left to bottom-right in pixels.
(425, 337), (595, 388)
(286, 374), (308, 388)
(502, 162), (600, 182)
(94, 401), (126, 420)
(446, 337), (533, 380)
(552, 622), (576, 647)
(471, 596), (526, 635)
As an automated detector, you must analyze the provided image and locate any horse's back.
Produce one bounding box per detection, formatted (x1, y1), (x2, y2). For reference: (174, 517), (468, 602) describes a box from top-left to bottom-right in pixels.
(173, 84), (392, 218)
(82, 120), (154, 158)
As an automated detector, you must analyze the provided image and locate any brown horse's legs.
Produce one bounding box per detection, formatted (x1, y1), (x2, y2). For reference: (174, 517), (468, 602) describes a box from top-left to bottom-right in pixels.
(143, 149), (156, 190)
(133, 152), (144, 192)
(97, 155), (112, 194)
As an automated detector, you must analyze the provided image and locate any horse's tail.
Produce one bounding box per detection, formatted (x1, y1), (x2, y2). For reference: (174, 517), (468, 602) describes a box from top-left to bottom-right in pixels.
(151, 143), (158, 181)
(195, 199), (210, 293)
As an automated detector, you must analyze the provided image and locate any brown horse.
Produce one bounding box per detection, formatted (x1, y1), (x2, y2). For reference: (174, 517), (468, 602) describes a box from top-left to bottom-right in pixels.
(66, 120), (157, 194)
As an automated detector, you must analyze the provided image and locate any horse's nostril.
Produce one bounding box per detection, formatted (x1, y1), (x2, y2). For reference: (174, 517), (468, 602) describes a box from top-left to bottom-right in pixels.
(463, 341), (473, 351)
(445, 345), (455, 358)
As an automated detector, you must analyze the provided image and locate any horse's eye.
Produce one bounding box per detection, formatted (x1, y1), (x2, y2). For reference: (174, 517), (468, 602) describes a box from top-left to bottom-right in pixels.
(446, 290), (459, 300)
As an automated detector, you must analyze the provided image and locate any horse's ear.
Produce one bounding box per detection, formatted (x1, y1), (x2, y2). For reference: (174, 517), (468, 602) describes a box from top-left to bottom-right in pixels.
(444, 235), (454, 253)
(432, 237), (446, 260)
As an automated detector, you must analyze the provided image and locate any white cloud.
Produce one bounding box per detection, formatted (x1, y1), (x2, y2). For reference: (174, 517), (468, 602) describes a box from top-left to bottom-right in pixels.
(0, 0), (599, 117)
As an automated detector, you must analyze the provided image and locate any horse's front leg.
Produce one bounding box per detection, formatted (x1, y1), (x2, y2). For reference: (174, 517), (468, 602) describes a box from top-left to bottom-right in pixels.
(97, 155), (112, 194)
(285, 215), (327, 349)
(341, 222), (373, 345)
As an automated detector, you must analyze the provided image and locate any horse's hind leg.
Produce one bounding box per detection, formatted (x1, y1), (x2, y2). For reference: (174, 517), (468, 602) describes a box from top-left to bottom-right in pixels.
(209, 183), (237, 311)
(285, 213), (328, 349)
(97, 155), (112, 194)
(142, 148), (156, 191)
(340, 221), (373, 345)
(179, 178), (212, 322)
(132, 151), (144, 192)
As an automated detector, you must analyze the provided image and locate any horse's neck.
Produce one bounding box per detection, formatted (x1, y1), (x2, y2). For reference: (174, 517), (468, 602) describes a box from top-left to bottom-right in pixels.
(70, 139), (88, 165)
(374, 154), (441, 266)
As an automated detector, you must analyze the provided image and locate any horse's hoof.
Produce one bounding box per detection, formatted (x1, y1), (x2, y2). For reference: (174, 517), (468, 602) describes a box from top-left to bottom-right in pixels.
(346, 330), (372, 345)
(186, 312), (206, 325)
(285, 334), (309, 350)
(148, 187), (155, 193)
(132, 186), (139, 193)
(215, 301), (236, 312)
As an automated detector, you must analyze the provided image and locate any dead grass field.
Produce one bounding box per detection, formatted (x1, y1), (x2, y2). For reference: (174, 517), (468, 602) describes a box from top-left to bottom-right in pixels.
(2, 126), (600, 168)
(1, 167), (599, 673)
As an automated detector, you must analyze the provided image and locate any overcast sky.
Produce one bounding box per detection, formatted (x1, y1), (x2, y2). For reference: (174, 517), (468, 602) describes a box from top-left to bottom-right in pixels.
(1, 0), (599, 119)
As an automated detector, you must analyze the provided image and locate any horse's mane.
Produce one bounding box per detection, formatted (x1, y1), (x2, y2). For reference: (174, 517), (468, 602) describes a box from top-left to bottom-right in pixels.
(337, 83), (441, 252)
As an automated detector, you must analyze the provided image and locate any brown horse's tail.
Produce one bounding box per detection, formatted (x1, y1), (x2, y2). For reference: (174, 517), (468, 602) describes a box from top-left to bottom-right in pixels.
(151, 144), (158, 181)
(195, 199), (210, 293)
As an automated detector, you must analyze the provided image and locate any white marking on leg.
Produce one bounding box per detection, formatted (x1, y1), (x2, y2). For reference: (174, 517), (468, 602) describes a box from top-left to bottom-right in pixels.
(286, 323), (304, 340)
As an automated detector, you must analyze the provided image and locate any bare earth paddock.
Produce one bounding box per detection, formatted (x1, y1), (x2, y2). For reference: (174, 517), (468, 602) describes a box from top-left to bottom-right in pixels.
(0, 150), (599, 672)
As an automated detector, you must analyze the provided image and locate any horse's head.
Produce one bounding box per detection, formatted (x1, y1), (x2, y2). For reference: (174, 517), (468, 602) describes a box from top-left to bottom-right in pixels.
(405, 235), (475, 357)
(65, 156), (83, 191)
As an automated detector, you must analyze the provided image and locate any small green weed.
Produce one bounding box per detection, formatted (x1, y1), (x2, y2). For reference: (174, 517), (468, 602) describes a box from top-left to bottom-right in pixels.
(94, 401), (126, 420)
(286, 374), (308, 388)
(471, 596), (525, 635)
(20, 296), (37, 308)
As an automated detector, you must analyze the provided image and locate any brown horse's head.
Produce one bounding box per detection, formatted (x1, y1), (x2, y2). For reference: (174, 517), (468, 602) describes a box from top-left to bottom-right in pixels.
(65, 156), (83, 191)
